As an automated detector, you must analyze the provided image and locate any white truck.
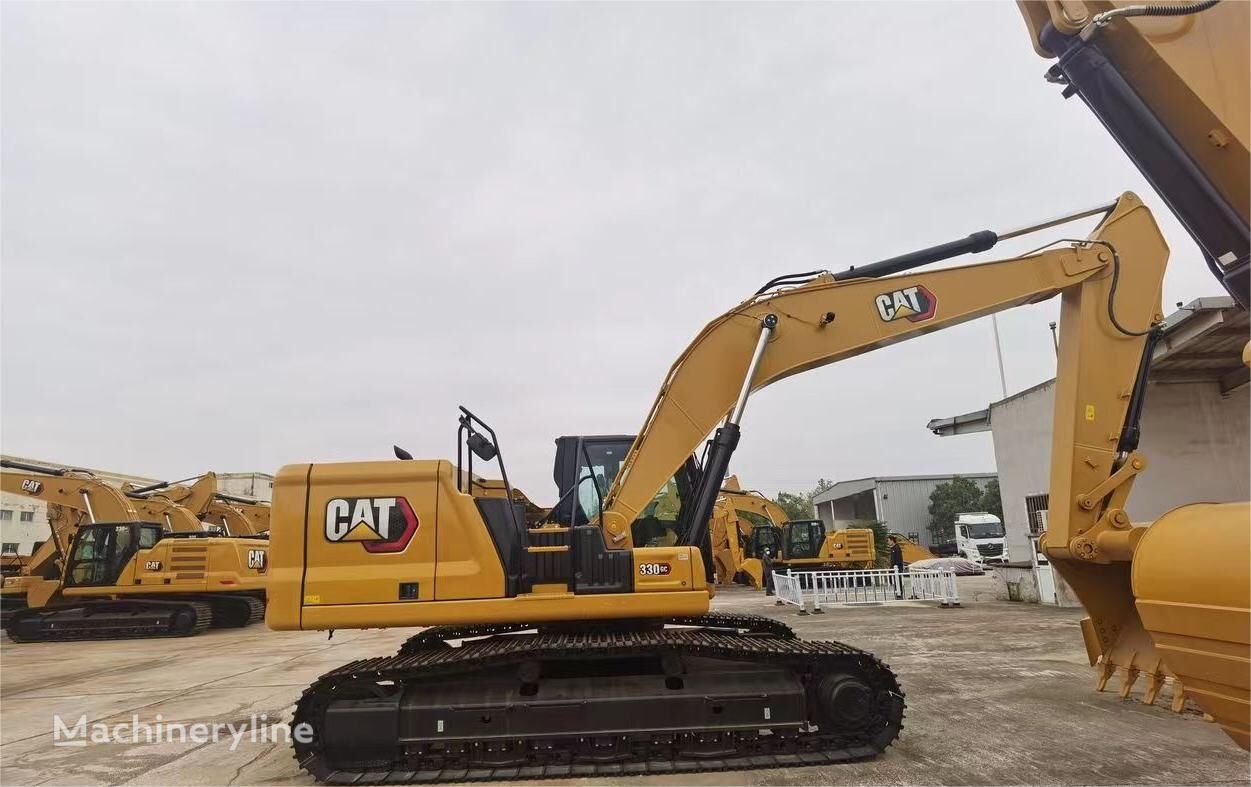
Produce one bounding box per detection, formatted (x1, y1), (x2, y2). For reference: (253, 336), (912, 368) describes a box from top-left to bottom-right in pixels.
(946, 512), (1008, 566)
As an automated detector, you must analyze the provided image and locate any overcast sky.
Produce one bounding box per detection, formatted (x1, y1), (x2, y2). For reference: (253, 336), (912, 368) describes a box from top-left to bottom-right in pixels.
(1, 2), (1219, 503)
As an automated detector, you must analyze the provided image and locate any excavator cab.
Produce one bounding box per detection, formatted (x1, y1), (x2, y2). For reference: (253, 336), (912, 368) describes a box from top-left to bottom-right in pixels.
(783, 519), (826, 561)
(550, 433), (699, 548)
(746, 524), (782, 560)
(64, 522), (162, 587)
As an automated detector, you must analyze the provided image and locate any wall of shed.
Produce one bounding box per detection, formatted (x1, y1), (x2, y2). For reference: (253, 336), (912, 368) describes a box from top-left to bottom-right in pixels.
(818, 477), (996, 549)
(990, 379), (1249, 566)
(878, 477), (995, 548)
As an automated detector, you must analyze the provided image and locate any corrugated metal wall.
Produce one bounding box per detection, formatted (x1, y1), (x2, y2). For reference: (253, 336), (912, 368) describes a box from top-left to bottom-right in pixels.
(877, 476), (996, 548)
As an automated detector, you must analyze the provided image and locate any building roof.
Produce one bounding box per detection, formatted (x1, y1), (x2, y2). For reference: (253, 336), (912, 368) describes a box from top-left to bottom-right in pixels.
(925, 297), (1249, 437)
(813, 472), (997, 505)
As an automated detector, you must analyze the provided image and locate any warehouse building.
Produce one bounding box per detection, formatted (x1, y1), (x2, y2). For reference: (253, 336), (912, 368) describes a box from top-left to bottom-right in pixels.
(0, 455), (274, 556)
(813, 473), (997, 550)
(928, 296), (1249, 603)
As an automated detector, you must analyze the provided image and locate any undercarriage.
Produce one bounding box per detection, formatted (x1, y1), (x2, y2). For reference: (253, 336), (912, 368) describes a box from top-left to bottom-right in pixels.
(293, 613), (905, 784)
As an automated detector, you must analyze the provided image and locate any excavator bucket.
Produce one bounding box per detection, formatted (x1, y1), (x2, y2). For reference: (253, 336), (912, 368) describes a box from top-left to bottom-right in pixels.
(1055, 503), (1250, 749)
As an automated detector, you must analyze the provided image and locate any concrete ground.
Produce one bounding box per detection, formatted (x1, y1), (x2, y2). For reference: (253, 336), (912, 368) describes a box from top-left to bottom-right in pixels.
(1, 576), (1246, 786)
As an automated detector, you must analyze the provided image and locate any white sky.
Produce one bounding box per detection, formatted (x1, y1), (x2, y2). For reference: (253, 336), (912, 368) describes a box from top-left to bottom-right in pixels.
(1, 2), (1220, 503)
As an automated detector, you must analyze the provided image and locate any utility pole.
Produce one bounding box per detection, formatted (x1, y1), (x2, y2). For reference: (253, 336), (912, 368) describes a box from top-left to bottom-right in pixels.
(990, 314), (1008, 400)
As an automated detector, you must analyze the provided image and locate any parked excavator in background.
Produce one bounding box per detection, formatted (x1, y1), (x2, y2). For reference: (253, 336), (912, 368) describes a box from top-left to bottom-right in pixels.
(715, 479), (876, 583)
(1016, 0), (1249, 742)
(0, 460), (268, 641)
(122, 473), (271, 536)
(887, 533), (938, 565)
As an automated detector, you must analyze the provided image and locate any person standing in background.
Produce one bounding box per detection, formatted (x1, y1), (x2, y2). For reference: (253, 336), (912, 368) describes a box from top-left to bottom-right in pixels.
(889, 536), (905, 598)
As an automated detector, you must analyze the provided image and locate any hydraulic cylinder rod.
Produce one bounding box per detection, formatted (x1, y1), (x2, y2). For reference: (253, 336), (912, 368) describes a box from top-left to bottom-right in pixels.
(681, 314), (777, 551)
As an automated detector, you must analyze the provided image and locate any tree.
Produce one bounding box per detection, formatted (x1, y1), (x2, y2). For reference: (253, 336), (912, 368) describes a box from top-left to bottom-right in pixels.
(772, 478), (837, 522)
(927, 476), (985, 544)
(980, 479), (1003, 520)
(866, 520), (890, 567)
(774, 491), (814, 521)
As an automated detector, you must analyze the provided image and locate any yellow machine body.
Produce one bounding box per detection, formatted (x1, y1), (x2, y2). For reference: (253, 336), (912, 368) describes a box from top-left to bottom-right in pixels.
(59, 535), (268, 599)
(266, 459), (708, 632)
(889, 533), (938, 564)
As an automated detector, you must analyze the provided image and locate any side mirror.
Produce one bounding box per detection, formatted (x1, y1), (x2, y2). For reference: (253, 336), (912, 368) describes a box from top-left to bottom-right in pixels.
(467, 432), (498, 461)
(394, 445), (414, 460)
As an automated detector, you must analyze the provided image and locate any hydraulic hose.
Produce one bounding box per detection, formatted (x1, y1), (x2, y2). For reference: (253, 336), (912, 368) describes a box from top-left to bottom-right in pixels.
(1087, 0), (1220, 34)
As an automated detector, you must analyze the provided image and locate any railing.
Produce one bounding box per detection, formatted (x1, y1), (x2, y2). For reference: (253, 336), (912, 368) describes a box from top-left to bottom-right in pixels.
(771, 567), (959, 614)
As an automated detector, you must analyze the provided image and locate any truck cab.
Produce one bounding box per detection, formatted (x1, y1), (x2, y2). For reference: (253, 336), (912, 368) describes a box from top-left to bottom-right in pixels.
(953, 512), (1007, 566)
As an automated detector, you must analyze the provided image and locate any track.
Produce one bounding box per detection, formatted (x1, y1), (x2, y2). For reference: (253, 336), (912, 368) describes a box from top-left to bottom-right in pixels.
(293, 614), (904, 784)
(201, 595), (266, 628)
(5, 599), (213, 643)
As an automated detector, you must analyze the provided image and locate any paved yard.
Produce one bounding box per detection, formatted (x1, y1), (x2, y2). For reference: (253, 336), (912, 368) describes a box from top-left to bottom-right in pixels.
(1, 577), (1245, 785)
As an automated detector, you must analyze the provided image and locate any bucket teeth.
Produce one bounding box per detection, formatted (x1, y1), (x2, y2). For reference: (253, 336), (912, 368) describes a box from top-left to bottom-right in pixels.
(1094, 656), (1185, 714)
(1095, 660), (1115, 692)
(1142, 671), (1164, 706)
(1118, 666), (1140, 699)
(1170, 678), (1188, 714)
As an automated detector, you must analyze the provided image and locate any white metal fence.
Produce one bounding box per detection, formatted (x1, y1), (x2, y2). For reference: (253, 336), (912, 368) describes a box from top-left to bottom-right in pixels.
(771, 567), (959, 614)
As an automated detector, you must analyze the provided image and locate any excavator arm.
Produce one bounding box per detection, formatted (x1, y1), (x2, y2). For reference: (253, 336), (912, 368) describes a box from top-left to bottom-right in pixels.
(720, 488), (789, 527)
(602, 193), (1166, 557)
(0, 461), (139, 579)
(203, 498), (270, 536)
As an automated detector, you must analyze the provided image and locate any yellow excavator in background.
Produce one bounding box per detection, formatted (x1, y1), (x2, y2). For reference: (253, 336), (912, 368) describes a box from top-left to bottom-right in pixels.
(888, 533), (938, 565)
(123, 473), (272, 536)
(0, 460), (269, 641)
(204, 494), (271, 536)
(266, 186), (1248, 783)
(715, 480), (876, 586)
(1014, 0), (1248, 744)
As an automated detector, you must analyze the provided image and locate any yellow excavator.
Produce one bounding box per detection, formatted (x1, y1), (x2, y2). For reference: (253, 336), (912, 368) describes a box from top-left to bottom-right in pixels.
(266, 184), (1250, 781)
(714, 480), (876, 586)
(1015, 0), (1248, 746)
(887, 533), (937, 565)
(124, 472), (272, 537)
(0, 460), (269, 641)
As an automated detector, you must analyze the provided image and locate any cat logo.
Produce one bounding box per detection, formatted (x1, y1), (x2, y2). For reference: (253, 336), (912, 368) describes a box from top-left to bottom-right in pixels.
(875, 285), (937, 323)
(324, 497), (419, 554)
(247, 549), (267, 571)
(19, 479), (42, 494)
(144, 560), (161, 571)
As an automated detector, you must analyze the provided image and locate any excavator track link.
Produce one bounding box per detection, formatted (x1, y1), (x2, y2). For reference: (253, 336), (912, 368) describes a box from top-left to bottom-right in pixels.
(199, 595), (267, 628)
(397, 613), (795, 656)
(5, 600), (212, 642)
(298, 623), (903, 784)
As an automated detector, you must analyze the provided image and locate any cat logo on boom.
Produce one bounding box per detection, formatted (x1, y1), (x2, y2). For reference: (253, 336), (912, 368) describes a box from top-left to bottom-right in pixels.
(324, 497), (419, 553)
(19, 479), (42, 494)
(875, 285), (937, 323)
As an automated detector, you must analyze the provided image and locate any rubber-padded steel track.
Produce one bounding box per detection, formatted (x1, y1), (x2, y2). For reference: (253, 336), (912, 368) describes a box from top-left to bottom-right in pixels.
(5, 600), (212, 642)
(295, 616), (904, 784)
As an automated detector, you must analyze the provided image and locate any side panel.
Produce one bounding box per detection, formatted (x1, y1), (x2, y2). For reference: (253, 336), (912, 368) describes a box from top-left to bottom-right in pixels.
(266, 459), (510, 631)
(302, 461), (442, 607)
(632, 546), (705, 593)
(435, 472), (506, 600)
